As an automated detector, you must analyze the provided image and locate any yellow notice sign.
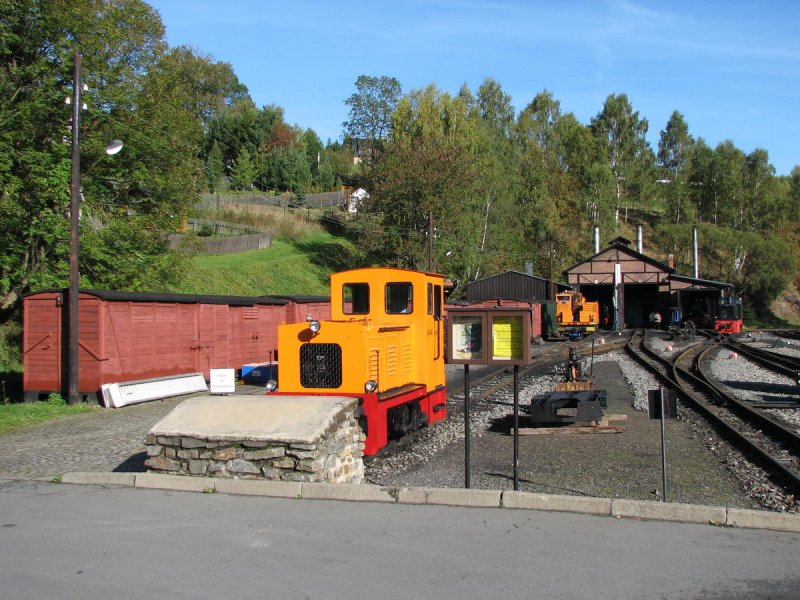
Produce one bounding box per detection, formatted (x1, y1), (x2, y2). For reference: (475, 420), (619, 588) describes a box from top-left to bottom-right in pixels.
(492, 316), (523, 360)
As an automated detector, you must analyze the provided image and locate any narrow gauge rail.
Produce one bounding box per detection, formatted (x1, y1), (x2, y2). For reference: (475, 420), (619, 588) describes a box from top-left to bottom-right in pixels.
(447, 335), (631, 413)
(775, 329), (800, 342)
(625, 329), (800, 495)
(721, 336), (800, 379)
(368, 335), (630, 461)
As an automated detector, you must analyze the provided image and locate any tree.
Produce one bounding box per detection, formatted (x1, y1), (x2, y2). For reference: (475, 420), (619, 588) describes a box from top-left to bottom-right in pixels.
(657, 111), (694, 223)
(710, 141), (746, 227)
(475, 78), (515, 139)
(742, 148), (778, 231)
(590, 94), (654, 225)
(260, 147), (311, 192)
(342, 75), (402, 160)
(364, 84), (484, 278)
(205, 142), (224, 192)
(0, 0), (201, 313)
(149, 46), (249, 130)
(230, 147), (256, 190)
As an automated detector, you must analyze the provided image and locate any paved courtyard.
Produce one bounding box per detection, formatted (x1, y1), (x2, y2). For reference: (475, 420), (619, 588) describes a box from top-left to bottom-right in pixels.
(0, 385), (266, 479)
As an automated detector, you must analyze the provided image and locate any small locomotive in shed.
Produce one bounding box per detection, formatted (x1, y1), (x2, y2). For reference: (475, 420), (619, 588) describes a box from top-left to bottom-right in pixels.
(267, 267), (447, 455)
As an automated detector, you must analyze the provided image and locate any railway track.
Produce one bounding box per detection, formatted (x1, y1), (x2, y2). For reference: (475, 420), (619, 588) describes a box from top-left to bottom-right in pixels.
(625, 329), (800, 495)
(368, 334), (631, 462)
(721, 335), (800, 380)
(775, 329), (800, 342)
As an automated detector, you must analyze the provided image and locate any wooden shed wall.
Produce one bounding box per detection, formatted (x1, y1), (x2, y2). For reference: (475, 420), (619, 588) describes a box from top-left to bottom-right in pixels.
(567, 247), (670, 286)
(465, 272), (552, 302)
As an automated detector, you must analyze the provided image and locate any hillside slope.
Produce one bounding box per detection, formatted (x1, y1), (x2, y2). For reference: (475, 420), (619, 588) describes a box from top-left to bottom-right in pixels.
(171, 231), (357, 297)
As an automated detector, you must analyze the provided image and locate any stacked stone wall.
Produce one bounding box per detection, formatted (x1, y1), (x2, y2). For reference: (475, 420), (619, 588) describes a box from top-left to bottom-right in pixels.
(144, 405), (364, 484)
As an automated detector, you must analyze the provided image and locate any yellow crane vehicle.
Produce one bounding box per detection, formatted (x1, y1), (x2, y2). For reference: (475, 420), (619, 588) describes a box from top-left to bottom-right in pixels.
(555, 291), (599, 334)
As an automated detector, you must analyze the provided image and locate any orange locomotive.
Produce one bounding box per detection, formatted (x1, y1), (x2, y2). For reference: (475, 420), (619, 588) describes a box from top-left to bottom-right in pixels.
(555, 291), (599, 333)
(268, 267), (447, 455)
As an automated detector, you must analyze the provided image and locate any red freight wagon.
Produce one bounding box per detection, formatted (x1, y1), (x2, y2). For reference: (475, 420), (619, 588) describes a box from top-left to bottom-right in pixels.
(22, 289), (330, 403)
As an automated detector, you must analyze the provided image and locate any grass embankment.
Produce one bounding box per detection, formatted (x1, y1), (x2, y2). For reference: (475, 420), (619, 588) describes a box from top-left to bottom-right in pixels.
(0, 395), (93, 434)
(174, 229), (357, 296)
(176, 205), (358, 296)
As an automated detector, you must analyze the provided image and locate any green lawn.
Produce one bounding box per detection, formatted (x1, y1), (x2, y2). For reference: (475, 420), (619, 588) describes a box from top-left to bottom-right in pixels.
(0, 397), (93, 434)
(173, 231), (358, 297)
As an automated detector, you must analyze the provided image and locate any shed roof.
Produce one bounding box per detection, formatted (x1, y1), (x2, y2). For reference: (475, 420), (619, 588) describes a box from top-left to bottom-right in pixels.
(669, 274), (733, 290)
(563, 241), (674, 277)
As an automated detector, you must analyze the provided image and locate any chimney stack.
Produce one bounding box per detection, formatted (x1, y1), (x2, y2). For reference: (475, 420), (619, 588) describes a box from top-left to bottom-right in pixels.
(667, 253), (675, 269)
(692, 226), (699, 279)
(524, 261), (533, 276)
(636, 224), (643, 254)
(593, 226), (600, 254)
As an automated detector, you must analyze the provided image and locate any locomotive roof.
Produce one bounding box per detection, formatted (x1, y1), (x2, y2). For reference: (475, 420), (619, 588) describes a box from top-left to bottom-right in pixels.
(332, 266), (446, 278)
(23, 288), (293, 306)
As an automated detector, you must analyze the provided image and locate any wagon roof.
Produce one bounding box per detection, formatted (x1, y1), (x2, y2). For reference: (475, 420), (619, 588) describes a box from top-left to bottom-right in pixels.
(270, 295), (330, 303)
(23, 288), (293, 306)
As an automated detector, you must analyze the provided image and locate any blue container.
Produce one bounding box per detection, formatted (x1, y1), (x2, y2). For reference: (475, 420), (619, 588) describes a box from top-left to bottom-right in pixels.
(241, 362), (278, 384)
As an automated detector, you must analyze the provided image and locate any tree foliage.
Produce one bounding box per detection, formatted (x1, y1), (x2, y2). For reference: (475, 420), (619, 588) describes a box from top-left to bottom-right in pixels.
(0, 0), (239, 315)
(344, 74), (798, 311)
(342, 75), (402, 159)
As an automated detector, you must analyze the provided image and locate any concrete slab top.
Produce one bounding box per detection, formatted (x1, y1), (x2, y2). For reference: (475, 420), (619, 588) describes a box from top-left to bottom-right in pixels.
(148, 394), (357, 444)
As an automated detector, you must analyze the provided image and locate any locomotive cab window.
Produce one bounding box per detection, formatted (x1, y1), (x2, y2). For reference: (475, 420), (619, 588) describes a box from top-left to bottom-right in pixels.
(386, 282), (413, 314)
(343, 283), (369, 315)
(427, 283), (443, 320)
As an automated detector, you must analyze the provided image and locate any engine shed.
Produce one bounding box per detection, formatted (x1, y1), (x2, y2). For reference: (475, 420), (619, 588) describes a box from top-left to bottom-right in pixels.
(459, 268), (571, 338)
(563, 236), (736, 330)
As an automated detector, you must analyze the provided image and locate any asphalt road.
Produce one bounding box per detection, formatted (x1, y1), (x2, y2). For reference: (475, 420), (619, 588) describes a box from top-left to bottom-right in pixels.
(1, 479), (797, 600)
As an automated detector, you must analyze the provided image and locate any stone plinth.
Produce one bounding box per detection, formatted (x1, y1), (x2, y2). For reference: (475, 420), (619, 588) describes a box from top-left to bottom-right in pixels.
(144, 395), (364, 483)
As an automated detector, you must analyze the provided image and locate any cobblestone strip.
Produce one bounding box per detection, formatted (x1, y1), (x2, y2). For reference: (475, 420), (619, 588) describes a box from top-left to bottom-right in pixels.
(0, 398), (185, 479)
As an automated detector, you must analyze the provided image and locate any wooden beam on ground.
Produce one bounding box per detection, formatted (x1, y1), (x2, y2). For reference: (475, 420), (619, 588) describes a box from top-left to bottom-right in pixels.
(514, 425), (626, 435)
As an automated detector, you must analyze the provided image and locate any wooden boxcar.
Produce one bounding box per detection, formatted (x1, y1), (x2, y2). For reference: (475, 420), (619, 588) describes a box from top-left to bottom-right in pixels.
(22, 289), (330, 402)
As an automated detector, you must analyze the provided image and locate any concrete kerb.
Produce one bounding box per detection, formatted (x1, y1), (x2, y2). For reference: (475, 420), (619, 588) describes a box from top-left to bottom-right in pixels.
(56, 472), (800, 532)
(214, 478), (302, 499)
(135, 472), (216, 493)
(60, 472), (136, 487)
(503, 491), (612, 515)
(611, 498), (726, 525)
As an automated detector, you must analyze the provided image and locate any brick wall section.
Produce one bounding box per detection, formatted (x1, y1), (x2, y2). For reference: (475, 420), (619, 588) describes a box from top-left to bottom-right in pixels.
(143, 405), (365, 484)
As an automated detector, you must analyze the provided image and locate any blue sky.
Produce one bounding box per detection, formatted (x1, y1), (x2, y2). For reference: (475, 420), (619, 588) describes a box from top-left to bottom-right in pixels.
(147, 0), (799, 175)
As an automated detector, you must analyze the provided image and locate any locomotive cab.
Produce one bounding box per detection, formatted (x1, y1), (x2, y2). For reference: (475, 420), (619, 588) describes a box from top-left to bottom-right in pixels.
(272, 267), (447, 455)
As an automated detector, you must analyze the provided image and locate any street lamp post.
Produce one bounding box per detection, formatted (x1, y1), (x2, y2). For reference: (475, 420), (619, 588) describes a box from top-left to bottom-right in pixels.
(67, 52), (83, 405)
(66, 52), (122, 405)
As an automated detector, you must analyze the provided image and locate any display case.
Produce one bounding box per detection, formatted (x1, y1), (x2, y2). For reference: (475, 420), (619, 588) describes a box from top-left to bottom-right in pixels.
(447, 308), (532, 365)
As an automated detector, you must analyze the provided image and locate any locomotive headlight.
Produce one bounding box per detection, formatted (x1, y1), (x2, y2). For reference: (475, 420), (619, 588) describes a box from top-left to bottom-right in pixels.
(308, 320), (321, 334)
(265, 379), (277, 392)
(365, 380), (378, 393)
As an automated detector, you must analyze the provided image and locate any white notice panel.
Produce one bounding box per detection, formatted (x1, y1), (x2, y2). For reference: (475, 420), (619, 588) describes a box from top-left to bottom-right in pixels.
(209, 368), (236, 394)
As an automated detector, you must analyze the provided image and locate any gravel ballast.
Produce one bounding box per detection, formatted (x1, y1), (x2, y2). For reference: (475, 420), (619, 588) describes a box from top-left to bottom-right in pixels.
(367, 341), (798, 513)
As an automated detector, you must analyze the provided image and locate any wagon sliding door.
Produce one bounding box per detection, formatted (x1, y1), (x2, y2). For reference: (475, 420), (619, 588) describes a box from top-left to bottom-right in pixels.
(195, 304), (230, 378)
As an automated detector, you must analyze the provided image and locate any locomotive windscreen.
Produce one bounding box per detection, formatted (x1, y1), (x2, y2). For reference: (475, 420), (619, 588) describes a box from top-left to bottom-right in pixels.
(299, 343), (343, 388)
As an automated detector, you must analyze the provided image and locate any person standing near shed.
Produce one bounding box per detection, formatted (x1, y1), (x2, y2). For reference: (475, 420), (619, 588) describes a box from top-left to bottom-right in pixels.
(649, 311), (656, 329)
(654, 311), (662, 330)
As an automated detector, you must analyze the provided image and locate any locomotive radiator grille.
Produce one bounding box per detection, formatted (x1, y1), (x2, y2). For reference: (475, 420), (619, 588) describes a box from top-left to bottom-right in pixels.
(299, 343), (342, 388)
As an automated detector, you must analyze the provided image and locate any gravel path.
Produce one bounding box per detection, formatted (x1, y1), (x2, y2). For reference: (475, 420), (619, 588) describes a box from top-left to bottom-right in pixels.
(368, 350), (760, 510)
